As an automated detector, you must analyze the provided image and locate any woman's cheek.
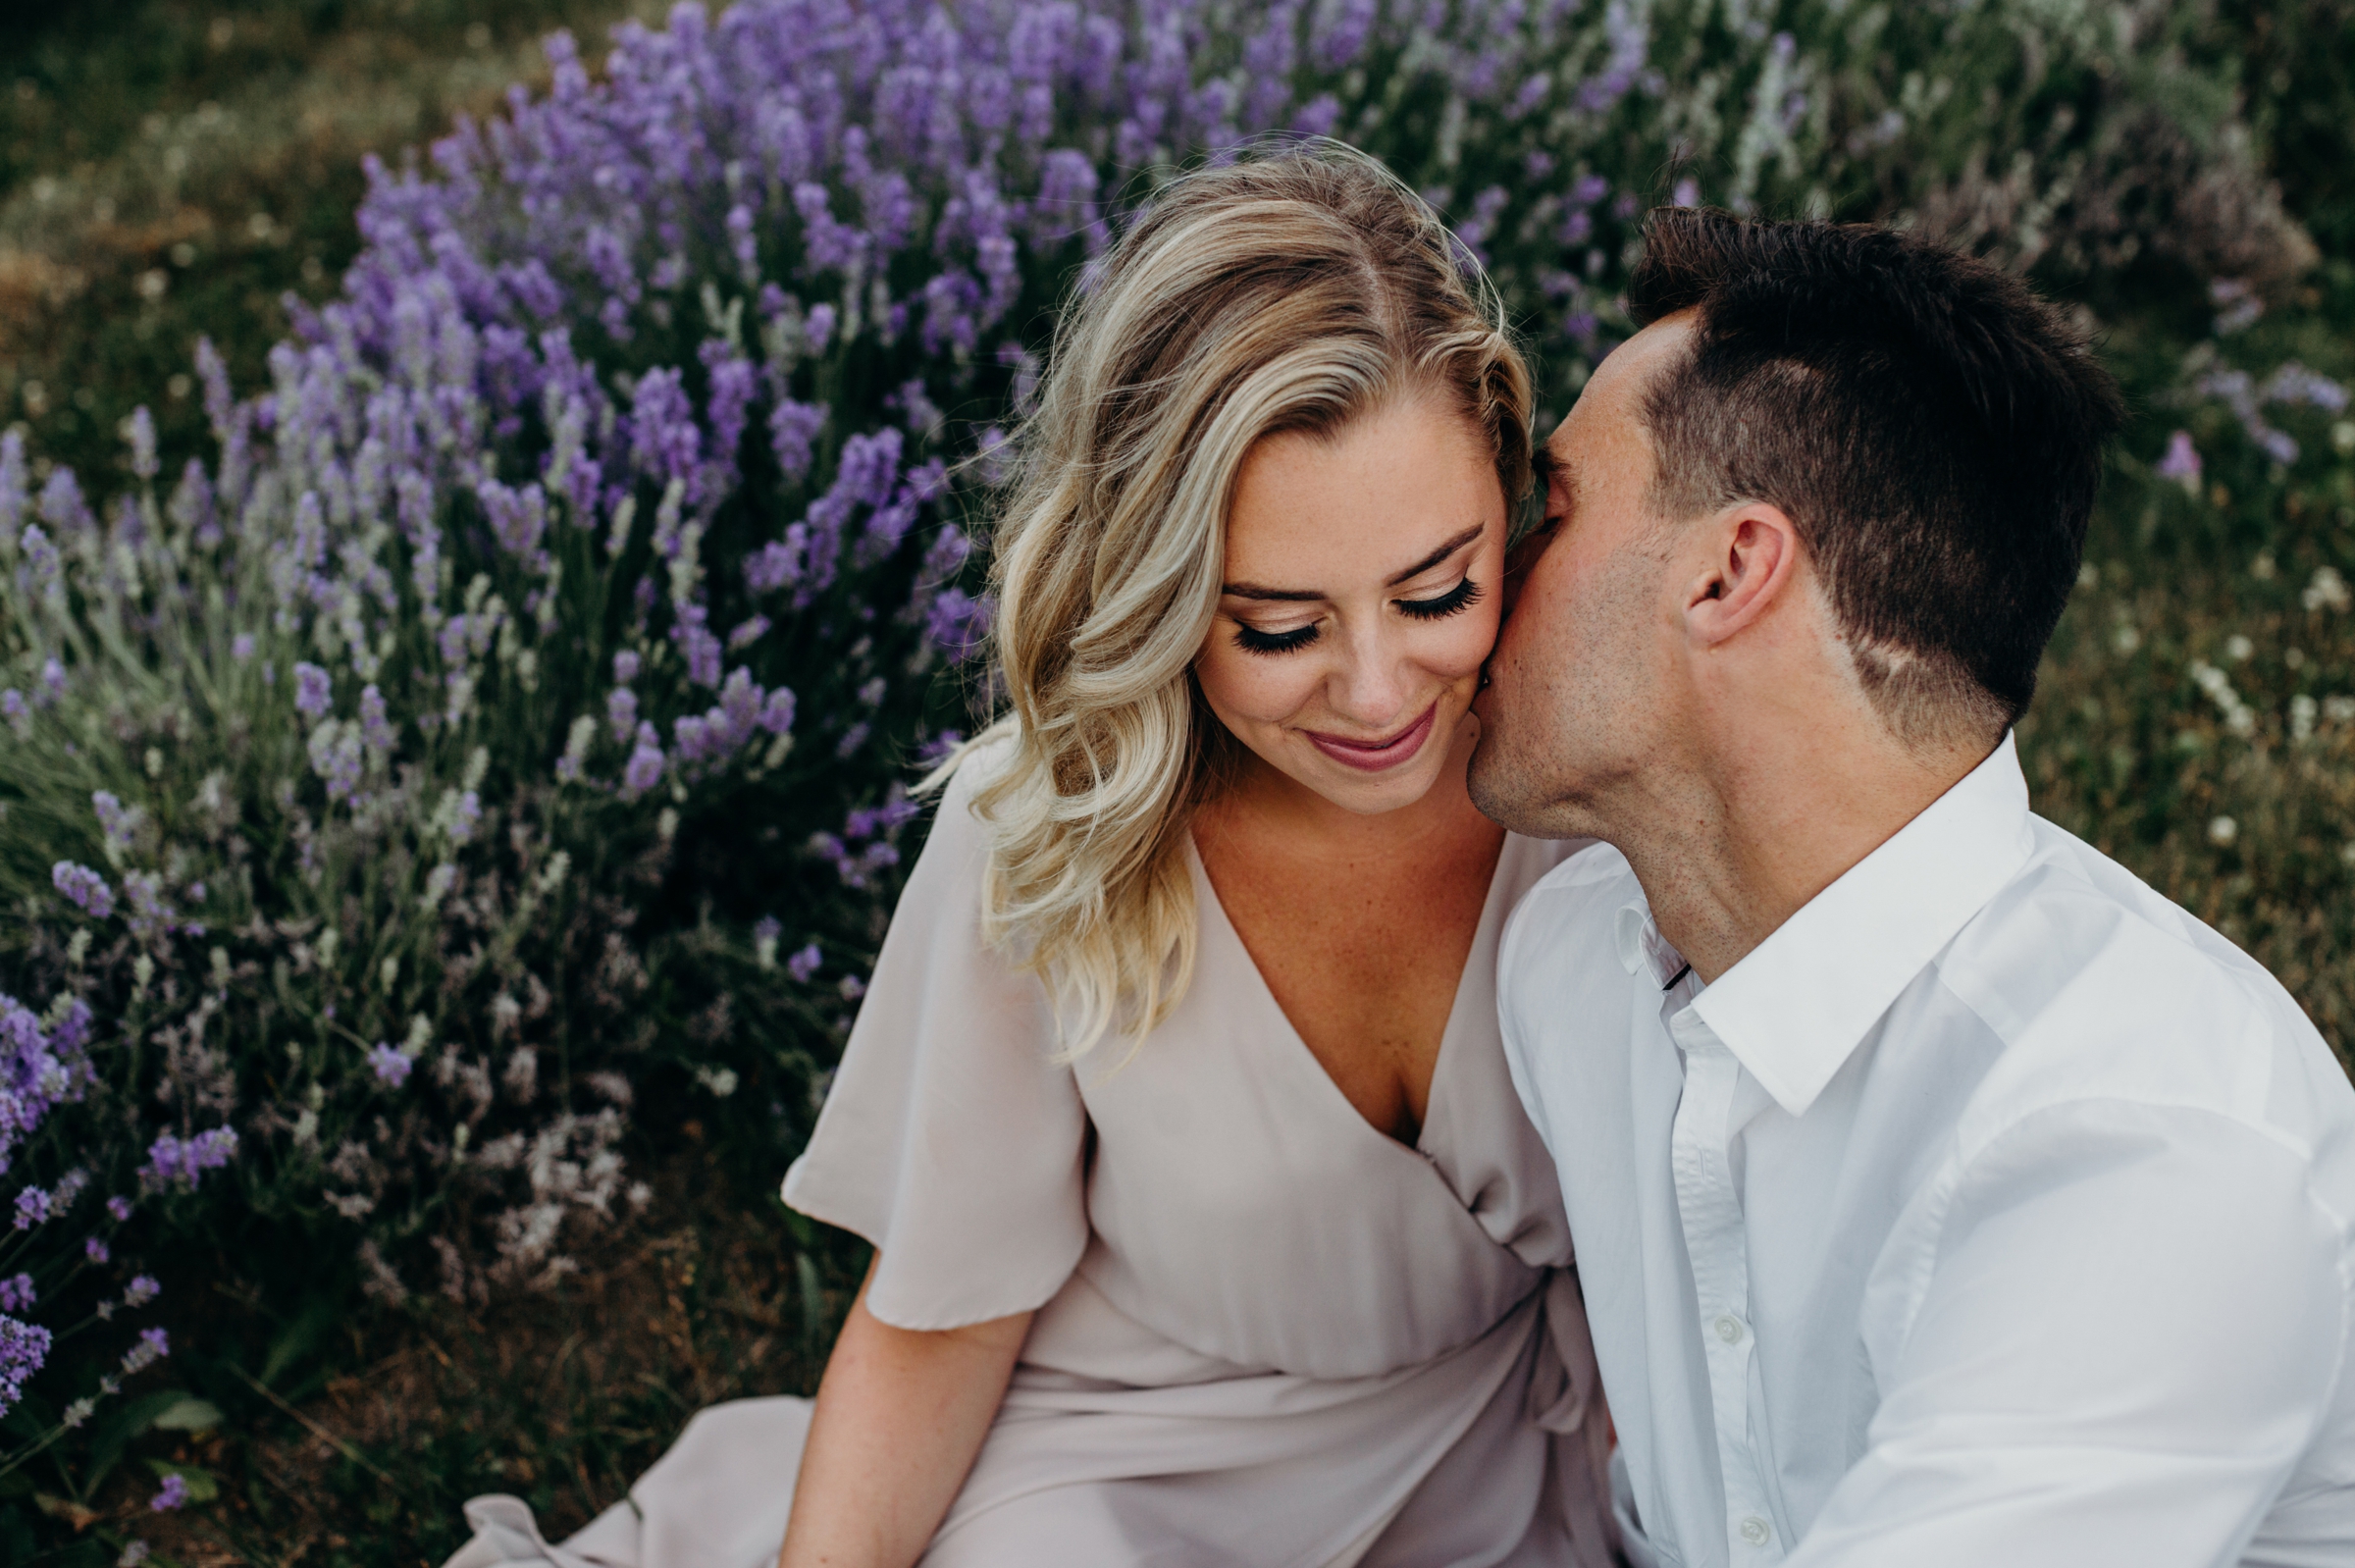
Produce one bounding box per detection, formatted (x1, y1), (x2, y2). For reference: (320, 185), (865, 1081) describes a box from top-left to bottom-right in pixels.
(1422, 603), (1502, 684)
(1197, 645), (1317, 729)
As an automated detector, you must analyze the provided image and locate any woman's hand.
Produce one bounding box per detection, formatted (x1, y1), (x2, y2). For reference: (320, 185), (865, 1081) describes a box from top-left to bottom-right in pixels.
(776, 1254), (1032, 1568)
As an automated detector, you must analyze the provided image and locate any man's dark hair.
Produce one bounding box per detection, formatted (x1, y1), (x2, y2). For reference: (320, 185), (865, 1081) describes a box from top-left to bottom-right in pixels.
(1626, 208), (2125, 744)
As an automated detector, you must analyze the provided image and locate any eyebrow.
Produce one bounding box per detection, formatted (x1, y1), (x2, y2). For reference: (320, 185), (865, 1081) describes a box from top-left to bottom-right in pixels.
(1221, 522), (1487, 601)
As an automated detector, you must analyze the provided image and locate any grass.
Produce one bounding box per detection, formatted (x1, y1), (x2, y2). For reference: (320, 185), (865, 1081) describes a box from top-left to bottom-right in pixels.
(3, 1), (2353, 1562)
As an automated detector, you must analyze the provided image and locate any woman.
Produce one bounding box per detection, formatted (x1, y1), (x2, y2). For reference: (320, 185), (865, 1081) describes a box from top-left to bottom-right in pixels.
(445, 145), (1618, 1568)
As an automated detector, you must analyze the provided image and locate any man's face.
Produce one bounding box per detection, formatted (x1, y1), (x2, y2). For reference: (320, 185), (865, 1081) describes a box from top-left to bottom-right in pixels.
(1468, 315), (1697, 837)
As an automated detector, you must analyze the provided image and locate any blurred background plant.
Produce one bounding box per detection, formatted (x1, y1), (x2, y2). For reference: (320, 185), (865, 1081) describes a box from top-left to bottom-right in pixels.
(0, 0), (2349, 1561)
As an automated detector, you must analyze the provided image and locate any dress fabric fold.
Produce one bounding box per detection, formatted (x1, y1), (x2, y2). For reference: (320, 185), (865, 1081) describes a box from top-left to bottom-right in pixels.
(440, 749), (1621, 1567)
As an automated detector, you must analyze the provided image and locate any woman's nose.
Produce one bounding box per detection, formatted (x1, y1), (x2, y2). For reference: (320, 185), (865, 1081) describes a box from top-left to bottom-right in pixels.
(1325, 623), (1410, 728)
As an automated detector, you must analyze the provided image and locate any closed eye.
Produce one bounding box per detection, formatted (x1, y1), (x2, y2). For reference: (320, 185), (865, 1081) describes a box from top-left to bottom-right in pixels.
(1233, 620), (1322, 655)
(1396, 577), (1483, 620)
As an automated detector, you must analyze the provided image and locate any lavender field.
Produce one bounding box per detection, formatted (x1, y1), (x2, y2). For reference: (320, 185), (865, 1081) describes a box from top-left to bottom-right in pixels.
(1, 0), (2351, 1560)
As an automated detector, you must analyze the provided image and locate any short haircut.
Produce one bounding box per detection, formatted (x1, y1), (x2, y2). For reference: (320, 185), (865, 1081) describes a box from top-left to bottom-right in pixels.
(1626, 208), (2125, 745)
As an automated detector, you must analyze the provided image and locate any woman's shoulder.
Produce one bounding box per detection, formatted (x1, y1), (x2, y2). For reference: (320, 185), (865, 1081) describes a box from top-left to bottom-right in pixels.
(925, 724), (1021, 839)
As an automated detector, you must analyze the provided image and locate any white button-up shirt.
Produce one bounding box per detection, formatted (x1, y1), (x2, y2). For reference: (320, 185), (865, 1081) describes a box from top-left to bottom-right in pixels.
(1499, 736), (2355, 1567)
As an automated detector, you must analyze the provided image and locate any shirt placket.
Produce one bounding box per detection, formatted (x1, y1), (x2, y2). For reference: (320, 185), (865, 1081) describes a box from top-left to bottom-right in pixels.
(1668, 1011), (1784, 1563)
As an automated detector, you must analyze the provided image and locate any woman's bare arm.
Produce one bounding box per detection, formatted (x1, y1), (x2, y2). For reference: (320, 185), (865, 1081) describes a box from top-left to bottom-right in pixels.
(776, 1254), (1032, 1568)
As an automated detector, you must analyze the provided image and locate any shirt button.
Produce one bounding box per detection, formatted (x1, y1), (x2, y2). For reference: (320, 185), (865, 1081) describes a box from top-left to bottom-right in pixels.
(1713, 1313), (1746, 1344)
(1740, 1515), (1772, 1546)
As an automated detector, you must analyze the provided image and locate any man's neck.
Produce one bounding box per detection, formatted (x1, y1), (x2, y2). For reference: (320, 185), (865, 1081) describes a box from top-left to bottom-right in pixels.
(1606, 723), (1995, 984)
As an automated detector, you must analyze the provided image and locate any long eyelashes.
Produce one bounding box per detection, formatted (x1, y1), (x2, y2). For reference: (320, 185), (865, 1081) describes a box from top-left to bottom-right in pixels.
(1230, 577), (1484, 656)
(1233, 621), (1322, 655)
(1397, 577), (1483, 621)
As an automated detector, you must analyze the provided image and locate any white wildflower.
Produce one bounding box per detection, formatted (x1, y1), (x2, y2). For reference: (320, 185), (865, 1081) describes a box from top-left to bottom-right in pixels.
(2302, 566), (2350, 613)
(2189, 661), (2257, 736)
(502, 1046), (539, 1103)
(2208, 815), (2238, 846)
(2292, 694), (2319, 742)
(694, 1065), (740, 1098)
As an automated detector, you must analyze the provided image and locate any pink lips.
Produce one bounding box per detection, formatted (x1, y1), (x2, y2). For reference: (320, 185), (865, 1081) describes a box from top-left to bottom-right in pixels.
(1304, 703), (1439, 773)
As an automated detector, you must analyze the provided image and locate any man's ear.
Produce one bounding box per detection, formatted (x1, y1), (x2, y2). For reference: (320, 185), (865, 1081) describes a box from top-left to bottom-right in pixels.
(1682, 502), (1800, 648)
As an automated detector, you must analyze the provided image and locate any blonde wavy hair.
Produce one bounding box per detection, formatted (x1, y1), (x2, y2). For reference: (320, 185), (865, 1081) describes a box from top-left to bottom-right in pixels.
(950, 142), (1536, 1058)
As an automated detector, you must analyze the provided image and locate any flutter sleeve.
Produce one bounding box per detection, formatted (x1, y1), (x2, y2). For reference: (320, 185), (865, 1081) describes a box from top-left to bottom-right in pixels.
(780, 748), (1088, 1330)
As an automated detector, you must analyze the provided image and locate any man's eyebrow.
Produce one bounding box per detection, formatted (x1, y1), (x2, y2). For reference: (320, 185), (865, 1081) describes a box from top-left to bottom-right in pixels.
(1220, 521), (1488, 601)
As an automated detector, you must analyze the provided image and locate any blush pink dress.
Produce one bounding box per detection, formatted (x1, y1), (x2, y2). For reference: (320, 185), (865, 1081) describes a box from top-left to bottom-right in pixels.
(444, 751), (1619, 1568)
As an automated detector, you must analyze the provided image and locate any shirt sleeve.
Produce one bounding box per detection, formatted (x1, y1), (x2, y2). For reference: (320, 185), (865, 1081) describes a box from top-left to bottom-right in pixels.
(1790, 1098), (2349, 1567)
(779, 749), (1089, 1330)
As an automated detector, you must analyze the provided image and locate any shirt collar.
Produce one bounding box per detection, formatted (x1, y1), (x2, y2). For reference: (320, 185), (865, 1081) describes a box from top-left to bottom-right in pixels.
(1615, 902), (1692, 990)
(1676, 732), (2038, 1118)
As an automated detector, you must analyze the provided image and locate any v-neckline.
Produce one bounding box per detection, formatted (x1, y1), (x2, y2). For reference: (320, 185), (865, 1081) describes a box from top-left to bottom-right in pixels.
(1186, 832), (1512, 1159)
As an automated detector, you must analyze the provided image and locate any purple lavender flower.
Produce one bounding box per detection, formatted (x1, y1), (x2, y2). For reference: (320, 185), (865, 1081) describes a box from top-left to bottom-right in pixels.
(787, 943), (823, 983)
(14, 1187), (50, 1230)
(2156, 430), (2202, 493)
(612, 650), (642, 684)
(672, 605), (723, 687)
(309, 721), (364, 803)
(0, 1275), (30, 1312)
(149, 1475), (188, 1512)
(759, 688), (797, 735)
(86, 1235), (110, 1263)
(127, 405), (160, 482)
(231, 633), (255, 661)
(53, 862), (116, 918)
(126, 1275), (159, 1306)
(130, 1327), (170, 1368)
(121, 871), (181, 942)
(447, 790), (483, 844)
(1, 690), (27, 738)
(623, 725), (667, 798)
(92, 791), (138, 857)
(359, 684), (395, 754)
(293, 661), (334, 718)
(108, 1196), (134, 1222)
(0, 1314), (51, 1418)
(769, 400), (826, 482)
(367, 1042), (414, 1087)
(139, 1127), (238, 1192)
(606, 684), (641, 744)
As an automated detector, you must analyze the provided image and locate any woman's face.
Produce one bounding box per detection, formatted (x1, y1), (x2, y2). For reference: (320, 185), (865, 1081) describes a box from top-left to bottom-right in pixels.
(1197, 395), (1510, 816)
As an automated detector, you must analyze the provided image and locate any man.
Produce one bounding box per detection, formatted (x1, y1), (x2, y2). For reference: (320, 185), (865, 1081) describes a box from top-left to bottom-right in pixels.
(1471, 208), (2355, 1567)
